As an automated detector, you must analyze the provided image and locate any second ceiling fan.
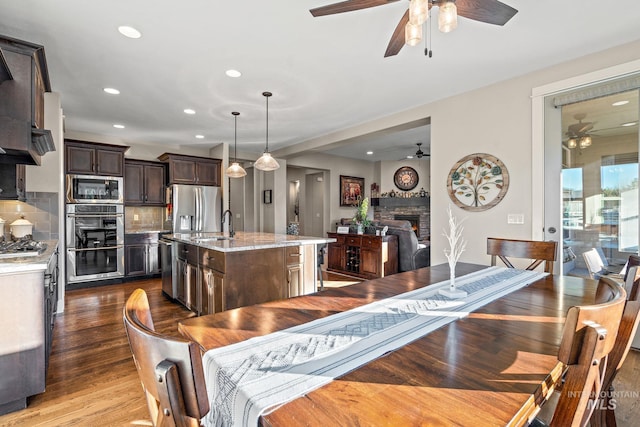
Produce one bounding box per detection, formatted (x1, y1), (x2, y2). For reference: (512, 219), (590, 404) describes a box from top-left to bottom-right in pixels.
(310, 0), (518, 57)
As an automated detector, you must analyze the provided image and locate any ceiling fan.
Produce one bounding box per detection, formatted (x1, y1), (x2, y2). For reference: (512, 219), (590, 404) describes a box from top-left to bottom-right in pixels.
(310, 0), (518, 57)
(565, 113), (597, 149)
(414, 142), (429, 158)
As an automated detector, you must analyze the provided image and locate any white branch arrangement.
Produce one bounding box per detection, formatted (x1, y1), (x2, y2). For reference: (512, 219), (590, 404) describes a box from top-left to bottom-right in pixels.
(440, 205), (468, 298)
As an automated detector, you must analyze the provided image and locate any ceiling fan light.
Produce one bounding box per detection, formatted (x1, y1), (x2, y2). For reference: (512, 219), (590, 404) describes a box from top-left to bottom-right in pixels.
(409, 0), (429, 25)
(405, 22), (422, 47)
(579, 135), (592, 148)
(438, 1), (458, 33)
(567, 138), (577, 149)
(226, 162), (247, 177)
(255, 152), (280, 171)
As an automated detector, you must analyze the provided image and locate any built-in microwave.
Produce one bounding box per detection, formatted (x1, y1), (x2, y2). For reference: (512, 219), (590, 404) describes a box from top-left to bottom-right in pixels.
(65, 174), (123, 204)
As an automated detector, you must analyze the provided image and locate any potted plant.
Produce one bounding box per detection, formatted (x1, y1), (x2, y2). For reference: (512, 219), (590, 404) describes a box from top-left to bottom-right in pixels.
(352, 197), (372, 235)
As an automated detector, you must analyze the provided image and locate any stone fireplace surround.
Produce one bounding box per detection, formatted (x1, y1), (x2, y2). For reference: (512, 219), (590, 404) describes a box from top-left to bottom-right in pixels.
(372, 198), (430, 243)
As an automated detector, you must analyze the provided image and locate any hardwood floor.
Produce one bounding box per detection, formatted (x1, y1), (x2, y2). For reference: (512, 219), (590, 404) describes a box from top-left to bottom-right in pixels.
(0, 277), (638, 426)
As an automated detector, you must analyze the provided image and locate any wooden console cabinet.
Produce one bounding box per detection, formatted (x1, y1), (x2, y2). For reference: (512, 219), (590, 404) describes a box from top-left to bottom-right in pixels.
(327, 233), (398, 279)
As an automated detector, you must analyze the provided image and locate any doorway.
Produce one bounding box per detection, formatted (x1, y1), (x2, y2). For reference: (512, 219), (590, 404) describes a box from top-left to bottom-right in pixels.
(544, 86), (640, 277)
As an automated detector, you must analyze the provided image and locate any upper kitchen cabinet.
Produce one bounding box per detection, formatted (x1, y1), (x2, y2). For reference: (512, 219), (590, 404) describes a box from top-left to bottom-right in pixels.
(158, 153), (221, 186)
(0, 35), (55, 166)
(65, 140), (129, 176)
(124, 159), (166, 206)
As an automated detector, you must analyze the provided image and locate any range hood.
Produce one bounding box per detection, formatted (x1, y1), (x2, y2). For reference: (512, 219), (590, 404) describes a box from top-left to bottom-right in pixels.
(0, 116), (55, 165)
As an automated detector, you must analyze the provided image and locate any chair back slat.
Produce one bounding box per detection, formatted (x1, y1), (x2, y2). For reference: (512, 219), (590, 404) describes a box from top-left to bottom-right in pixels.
(123, 289), (209, 426)
(548, 277), (626, 427)
(487, 238), (557, 274)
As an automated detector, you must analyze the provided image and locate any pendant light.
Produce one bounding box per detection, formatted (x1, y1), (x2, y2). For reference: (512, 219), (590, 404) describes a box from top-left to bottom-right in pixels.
(226, 111), (247, 178)
(438, 1), (458, 33)
(254, 91), (280, 171)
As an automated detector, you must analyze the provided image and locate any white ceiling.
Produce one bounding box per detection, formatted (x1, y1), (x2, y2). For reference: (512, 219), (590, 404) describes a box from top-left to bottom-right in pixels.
(1, 1), (640, 162)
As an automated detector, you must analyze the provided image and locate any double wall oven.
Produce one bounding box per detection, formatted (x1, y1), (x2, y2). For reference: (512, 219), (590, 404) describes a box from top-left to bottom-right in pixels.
(66, 175), (125, 284)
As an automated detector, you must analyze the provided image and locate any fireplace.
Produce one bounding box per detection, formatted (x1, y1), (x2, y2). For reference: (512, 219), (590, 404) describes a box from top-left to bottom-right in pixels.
(394, 215), (420, 238)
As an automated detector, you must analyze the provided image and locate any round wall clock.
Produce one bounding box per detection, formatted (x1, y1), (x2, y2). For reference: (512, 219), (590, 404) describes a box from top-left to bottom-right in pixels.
(447, 153), (509, 212)
(394, 166), (419, 191)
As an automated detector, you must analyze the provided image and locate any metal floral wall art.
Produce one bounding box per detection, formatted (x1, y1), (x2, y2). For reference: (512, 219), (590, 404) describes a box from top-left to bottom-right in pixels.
(447, 153), (509, 212)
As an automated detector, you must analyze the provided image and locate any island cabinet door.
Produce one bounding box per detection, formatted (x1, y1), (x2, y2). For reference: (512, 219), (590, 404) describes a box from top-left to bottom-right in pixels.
(200, 266), (224, 315)
(224, 248), (286, 310)
(286, 246), (304, 298)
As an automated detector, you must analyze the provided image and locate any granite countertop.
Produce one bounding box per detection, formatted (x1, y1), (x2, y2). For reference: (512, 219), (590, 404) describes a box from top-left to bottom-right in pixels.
(125, 229), (171, 235)
(164, 231), (335, 253)
(0, 240), (59, 274)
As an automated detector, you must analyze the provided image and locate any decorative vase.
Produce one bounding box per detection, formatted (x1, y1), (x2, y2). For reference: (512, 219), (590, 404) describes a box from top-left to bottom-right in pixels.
(439, 265), (468, 299)
(356, 224), (363, 235)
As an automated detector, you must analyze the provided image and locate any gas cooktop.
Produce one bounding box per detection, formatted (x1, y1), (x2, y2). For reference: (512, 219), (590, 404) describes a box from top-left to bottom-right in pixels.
(0, 240), (48, 259)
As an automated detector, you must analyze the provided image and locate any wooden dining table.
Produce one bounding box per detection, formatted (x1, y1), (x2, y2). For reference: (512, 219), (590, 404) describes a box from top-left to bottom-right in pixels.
(178, 262), (598, 426)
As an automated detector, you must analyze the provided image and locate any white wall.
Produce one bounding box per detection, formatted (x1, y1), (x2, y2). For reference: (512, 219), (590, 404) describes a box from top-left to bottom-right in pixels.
(378, 159), (430, 196)
(425, 40), (640, 266)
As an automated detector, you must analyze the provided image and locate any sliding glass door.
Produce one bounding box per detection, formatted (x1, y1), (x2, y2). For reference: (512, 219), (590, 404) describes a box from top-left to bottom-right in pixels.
(557, 90), (639, 277)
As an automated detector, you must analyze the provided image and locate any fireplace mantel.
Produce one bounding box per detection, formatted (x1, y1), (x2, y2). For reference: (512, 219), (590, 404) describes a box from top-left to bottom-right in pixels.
(371, 197), (430, 208)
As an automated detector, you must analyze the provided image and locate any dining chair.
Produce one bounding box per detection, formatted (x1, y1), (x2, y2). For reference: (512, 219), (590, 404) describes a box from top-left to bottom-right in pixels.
(123, 289), (209, 427)
(531, 276), (627, 427)
(622, 254), (640, 282)
(589, 267), (640, 427)
(583, 248), (607, 279)
(486, 238), (557, 274)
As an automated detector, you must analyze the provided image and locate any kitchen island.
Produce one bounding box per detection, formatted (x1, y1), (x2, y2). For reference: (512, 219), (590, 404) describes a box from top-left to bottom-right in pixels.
(163, 232), (335, 315)
(0, 241), (59, 415)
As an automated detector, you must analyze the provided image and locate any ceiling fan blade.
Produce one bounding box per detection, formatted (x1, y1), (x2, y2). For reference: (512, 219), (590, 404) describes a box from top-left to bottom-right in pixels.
(454, 0), (518, 26)
(310, 0), (400, 17)
(384, 9), (410, 57)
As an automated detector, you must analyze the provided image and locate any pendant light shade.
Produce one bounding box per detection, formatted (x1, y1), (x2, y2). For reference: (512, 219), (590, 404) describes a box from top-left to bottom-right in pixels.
(226, 111), (247, 178)
(438, 1), (458, 33)
(405, 22), (422, 46)
(254, 91), (280, 171)
(409, 0), (428, 25)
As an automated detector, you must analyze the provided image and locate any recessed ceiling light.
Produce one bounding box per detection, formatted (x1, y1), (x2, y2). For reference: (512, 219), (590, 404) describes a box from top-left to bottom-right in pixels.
(406, 155), (414, 159)
(103, 87), (120, 95)
(184, 108), (196, 115)
(113, 124), (125, 129)
(366, 151), (373, 155)
(621, 121), (637, 127)
(195, 135), (205, 139)
(225, 69), (242, 78)
(118, 26), (141, 39)
(612, 100), (629, 106)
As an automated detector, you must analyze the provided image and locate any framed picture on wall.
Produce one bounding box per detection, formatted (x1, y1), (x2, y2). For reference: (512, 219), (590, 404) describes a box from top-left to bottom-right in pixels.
(340, 175), (364, 207)
(263, 189), (272, 204)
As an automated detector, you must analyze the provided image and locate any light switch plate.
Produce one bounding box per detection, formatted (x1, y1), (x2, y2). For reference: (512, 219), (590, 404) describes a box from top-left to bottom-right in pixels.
(507, 214), (524, 224)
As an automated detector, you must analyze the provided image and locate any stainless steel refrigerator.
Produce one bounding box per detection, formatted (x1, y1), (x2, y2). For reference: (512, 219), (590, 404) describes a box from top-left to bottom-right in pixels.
(167, 184), (222, 233)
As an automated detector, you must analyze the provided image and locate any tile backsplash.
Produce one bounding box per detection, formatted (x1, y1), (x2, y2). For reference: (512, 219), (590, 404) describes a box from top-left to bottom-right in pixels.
(0, 192), (59, 241)
(125, 206), (168, 232)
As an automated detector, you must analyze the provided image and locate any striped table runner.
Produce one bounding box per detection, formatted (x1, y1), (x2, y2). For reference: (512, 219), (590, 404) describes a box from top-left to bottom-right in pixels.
(202, 266), (547, 427)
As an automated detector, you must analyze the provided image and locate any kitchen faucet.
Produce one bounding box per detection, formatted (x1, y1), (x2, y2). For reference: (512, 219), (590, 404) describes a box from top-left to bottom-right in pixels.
(221, 209), (234, 237)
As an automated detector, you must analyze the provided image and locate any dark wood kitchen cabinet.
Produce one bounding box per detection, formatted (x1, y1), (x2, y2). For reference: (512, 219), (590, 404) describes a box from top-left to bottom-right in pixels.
(0, 35), (53, 165)
(124, 159), (166, 205)
(157, 153), (221, 186)
(0, 164), (26, 201)
(125, 233), (161, 278)
(65, 140), (129, 176)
